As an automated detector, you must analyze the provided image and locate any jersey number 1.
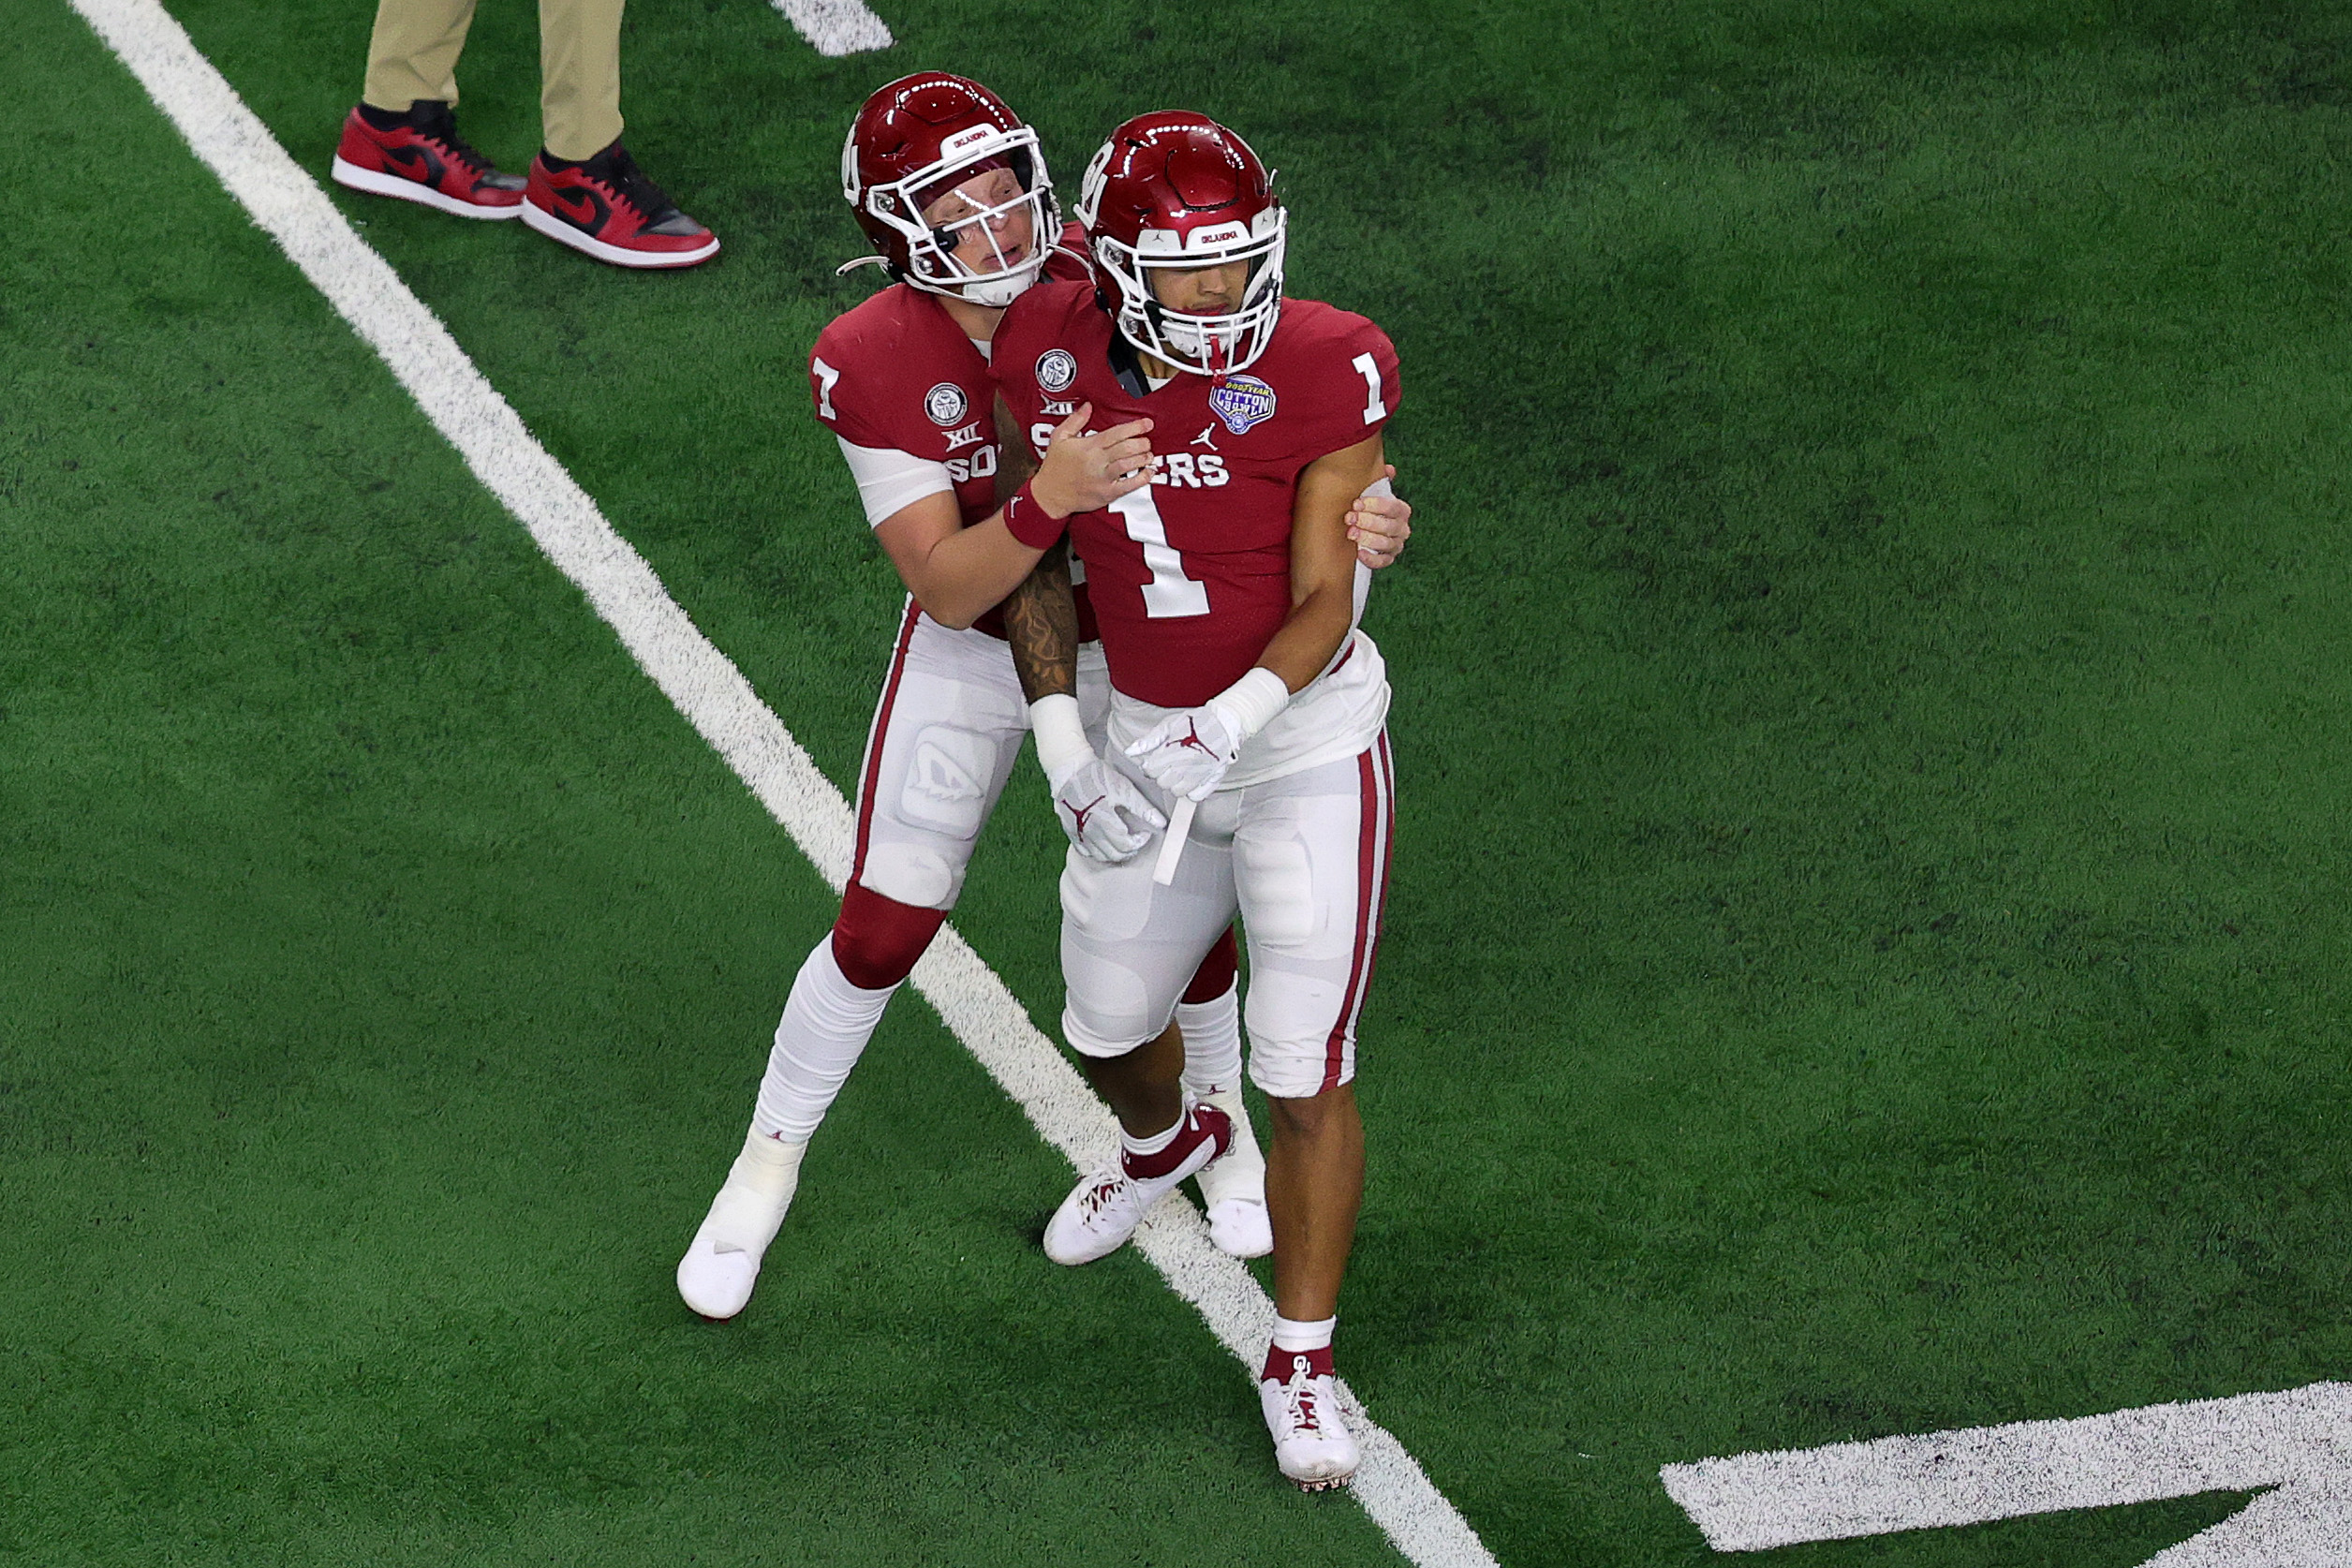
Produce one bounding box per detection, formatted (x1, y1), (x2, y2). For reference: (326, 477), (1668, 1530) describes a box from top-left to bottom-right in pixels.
(1111, 486), (1209, 618)
(1352, 352), (1386, 424)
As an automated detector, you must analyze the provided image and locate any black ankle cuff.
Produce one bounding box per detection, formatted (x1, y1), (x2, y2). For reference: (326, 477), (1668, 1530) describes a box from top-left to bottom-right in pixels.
(357, 102), (410, 131)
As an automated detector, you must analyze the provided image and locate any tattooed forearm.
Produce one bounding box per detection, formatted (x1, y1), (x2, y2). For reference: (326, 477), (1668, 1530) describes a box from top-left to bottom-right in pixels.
(998, 387), (1074, 701)
(1004, 540), (1079, 703)
(994, 392), (1039, 503)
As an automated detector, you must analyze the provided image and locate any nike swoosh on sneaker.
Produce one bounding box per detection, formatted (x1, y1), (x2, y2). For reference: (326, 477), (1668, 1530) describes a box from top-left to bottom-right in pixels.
(552, 187), (607, 230)
(385, 142), (445, 187)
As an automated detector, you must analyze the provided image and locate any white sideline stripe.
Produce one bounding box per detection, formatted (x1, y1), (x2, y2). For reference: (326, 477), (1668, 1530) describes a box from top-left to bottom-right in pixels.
(1661, 1381), (2352, 1564)
(68, 2), (1493, 1564)
(771, 0), (893, 56)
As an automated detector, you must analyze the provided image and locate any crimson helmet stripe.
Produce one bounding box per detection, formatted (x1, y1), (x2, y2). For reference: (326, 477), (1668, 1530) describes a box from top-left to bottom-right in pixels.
(1079, 111), (1272, 248)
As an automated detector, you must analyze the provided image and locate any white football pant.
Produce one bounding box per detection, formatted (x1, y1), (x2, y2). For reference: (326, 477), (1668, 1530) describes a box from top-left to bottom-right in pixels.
(847, 604), (1109, 912)
(1060, 733), (1396, 1099)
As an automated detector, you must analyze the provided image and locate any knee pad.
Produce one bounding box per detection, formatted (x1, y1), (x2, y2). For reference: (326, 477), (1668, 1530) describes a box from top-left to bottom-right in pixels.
(831, 881), (947, 991)
(1063, 1008), (1160, 1060)
(1060, 958), (1160, 1059)
(859, 841), (962, 910)
(1244, 973), (1356, 1098)
(1248, 1034), (1355, 1098)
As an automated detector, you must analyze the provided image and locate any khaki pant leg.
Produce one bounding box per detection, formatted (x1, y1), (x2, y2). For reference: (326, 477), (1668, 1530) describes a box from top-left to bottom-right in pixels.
(363, 0), (479, 111)
(539, 0), (624, 159)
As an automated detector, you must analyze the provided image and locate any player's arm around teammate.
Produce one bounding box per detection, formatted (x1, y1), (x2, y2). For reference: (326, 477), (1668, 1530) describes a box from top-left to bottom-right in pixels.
(868, 399), (1150, 629)
(678, 75), (1158, 1322)
(679, 75), (1333, 1322)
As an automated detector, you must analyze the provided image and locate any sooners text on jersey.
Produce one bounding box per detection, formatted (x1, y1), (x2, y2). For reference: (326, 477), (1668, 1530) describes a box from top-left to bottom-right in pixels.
(994, 279), (1400, 707)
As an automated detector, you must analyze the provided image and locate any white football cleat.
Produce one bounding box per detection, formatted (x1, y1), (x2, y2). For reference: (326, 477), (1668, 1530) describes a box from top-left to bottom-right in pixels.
(1045, 1101), (1232, 1266)
(1194, 1087), (1271, 1259)
(1261, 1353), (1359, 1491)
(675, 1129), (806, 1320)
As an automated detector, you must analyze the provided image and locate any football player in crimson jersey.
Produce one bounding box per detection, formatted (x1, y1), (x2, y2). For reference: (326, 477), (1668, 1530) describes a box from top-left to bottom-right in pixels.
(673, 74), (1414, 1324)
(992, 111), (1402, 1491)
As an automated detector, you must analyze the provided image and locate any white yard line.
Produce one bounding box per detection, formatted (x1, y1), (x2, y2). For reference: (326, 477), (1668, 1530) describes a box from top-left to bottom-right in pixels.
(65, 1), (1493, 1562)
(772, 0), (894, 55)
(1662, 1381), (2352, 1565)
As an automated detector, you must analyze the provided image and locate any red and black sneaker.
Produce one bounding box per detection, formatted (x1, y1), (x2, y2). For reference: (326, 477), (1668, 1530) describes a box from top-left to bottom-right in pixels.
(330, 100), (525, 219)
(522, 142), (720, 270)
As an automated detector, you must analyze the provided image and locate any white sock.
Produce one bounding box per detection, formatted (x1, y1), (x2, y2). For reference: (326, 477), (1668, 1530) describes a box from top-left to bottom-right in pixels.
(704, 1127), (807, 1254)
(751, 939), (900, 1143)
(1193, 1084), (1265, 1207)
(1176, 982), (1243, 1099)
(1184, 984), (1262, 1204)
(1270, 1313), (1337, 1355)
(1120, 1106), (1187, 1161)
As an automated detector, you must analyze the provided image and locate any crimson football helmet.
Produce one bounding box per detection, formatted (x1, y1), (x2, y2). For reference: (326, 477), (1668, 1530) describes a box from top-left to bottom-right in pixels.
(1075, 111), (1287, 377)
(840, 71), (1058, 307)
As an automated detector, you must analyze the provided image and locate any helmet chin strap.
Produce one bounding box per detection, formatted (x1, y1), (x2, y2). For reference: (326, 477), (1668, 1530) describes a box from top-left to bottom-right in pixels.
(1141, 297), (1227, 380)
(1200, 328), (1232, 382)
(958, 271), (1032, 307)
(1142, 297), (1175, 348)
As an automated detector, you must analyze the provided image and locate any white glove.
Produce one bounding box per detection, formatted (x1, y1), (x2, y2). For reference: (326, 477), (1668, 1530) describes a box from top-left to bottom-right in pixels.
(1123, 668), (1292, 803)
(1054, 754), (1164, 862)
(1031, 695), (1163, 863)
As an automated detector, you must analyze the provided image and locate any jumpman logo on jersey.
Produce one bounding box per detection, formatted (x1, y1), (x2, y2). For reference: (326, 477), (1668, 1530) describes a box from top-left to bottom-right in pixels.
(1191, 425), (1220, 450)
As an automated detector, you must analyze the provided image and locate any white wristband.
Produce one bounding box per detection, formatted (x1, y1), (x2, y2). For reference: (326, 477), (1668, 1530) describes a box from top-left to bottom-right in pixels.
(1028, 693), (1093, 788)
(1210, 666), (1292, 744)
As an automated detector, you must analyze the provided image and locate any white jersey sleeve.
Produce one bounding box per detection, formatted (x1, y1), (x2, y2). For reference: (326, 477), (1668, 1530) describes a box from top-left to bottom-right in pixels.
(836, 436), (955, 529)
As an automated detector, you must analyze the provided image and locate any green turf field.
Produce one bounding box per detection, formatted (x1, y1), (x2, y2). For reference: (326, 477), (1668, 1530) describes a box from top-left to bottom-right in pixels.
(10, 0), (2352, 1561)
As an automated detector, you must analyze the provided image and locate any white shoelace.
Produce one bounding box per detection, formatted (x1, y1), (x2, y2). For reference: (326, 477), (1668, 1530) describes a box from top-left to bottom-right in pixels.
(1278, 1356), (1328, 1436)
(1074, 1172), (1130, 1221)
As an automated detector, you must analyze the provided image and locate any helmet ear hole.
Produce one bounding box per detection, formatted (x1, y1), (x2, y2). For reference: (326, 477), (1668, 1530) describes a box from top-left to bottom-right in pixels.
(1008, 146), (1035, 192)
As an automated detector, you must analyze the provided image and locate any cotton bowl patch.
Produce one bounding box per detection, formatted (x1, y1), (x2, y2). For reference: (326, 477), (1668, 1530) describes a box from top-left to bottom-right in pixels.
(1208, 374), (1277, 436)
(1037, 348), (1077, 393)
(925, 382), (969, 426)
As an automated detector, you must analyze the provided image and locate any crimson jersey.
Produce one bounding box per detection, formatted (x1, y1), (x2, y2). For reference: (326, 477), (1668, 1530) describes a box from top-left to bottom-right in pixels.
(806, 228), (1095, 641)
(994, 279), (1400, 706)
